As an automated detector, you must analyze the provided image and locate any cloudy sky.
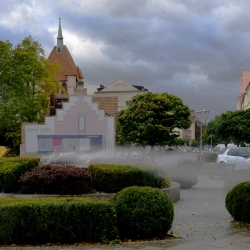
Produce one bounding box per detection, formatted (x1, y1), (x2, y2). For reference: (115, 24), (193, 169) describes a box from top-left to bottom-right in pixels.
(1, 0), (249, 120)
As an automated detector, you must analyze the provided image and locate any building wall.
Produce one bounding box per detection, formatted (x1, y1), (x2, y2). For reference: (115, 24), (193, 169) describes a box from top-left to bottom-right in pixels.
(93, 79), (147, 111)
(94, 91), (145, 111)
(92, 96), (118, 116)
(21, 96), (115, 155)
(238, 71), (250, 110)
(85, 84), (102, 95)
(176, 111), (196, 141)
(66, 76), (77, 96)
(243, 89), (250, 110)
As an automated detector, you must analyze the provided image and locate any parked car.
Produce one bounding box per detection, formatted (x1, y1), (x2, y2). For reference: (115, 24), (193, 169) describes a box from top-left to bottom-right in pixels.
(193, 148), (199, 153)
(216, 147), (250, 170)
(213, 143), (237, 153)
(125, 151), (144, 159)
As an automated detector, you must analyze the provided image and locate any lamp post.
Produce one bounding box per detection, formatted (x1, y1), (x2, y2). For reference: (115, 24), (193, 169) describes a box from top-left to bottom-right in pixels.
(210, 134), (213, 149)
(195, 108), (209, 160)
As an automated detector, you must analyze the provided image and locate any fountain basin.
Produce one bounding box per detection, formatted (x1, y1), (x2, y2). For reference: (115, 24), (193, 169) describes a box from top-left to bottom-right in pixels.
(0, 181), (180, 203)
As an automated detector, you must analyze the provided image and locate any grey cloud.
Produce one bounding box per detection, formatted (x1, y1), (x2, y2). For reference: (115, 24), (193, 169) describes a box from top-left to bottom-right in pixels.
(1, 0), (250, 120)
(103, 0), (151, 17)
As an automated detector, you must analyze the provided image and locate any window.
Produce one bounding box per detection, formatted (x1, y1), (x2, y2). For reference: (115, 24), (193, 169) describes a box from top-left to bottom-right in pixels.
(78, 115), (85, 131)
(237, 149), (249, 157)
(227, 149), (238, 156)
(62, 82), (67, 93)
(38, 138), (53, 151)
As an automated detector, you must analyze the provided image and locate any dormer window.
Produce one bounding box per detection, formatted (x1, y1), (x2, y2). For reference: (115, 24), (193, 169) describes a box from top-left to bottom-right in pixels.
(57, 47), (60, 52)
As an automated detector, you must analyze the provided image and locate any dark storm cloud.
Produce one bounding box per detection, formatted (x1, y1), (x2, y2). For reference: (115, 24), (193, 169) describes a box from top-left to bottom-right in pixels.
(1, 0), (250, 119)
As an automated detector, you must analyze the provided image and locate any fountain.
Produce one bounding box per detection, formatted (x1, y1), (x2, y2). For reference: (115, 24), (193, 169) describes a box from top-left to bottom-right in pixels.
(39, 150), (116, 168)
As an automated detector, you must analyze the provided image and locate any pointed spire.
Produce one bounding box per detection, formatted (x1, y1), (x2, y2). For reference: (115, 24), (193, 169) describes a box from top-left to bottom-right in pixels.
(57, 17), (64, 53)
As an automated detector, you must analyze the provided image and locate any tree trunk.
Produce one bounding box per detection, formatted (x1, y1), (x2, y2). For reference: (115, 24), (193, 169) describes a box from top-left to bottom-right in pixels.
(142, 145), (145, 160)
(151, 145), (154, 163)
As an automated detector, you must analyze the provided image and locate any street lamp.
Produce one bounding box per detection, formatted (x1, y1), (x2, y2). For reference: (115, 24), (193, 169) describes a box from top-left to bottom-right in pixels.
(210, 134), (213, 149)
(195, 108), (209, 159)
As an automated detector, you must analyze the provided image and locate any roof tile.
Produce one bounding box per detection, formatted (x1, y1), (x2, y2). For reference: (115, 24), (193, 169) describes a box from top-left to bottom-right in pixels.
(48, 45), (84, 82)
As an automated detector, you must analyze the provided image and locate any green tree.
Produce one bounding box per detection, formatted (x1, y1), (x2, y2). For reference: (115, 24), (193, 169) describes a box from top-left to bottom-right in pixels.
(116, 92), (191, 159)
(0, 36), (63, 152)
(230, 109), (250, 146)
(204, 112), (234, 147)
(204, 109), (250, 147)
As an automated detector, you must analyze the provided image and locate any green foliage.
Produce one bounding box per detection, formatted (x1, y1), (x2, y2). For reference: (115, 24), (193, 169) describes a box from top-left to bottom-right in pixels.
(116, 92), (191, 147)
(0, 157), (39, 192)
(0, 36), (64, 149)
(88, 164), (170, 193)
(201, 152), (217, 162)
(171, 138), (189, 147)
(0, 197), (118, 244)
(110, 186), (174, 238)
(225, 181), (250, 222)
(204, 109), (250, 147)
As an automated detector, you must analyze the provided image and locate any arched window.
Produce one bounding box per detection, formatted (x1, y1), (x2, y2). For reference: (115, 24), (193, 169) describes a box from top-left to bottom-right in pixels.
(62, 82), (67, 94)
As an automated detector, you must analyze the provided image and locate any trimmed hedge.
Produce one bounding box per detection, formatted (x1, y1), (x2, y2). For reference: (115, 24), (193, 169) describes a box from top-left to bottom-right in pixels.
(111, 186), (174, 238)
(0, 157), (40, 192)
(88, 164), (170, 193)
(0, 197), (118, 244)
(225, 181), (250, 222)
(18, 164), (93, 195)
(88, 157), (158, 168)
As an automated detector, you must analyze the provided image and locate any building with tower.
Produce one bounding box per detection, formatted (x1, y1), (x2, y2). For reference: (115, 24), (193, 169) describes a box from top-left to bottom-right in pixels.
(20, 19), (115, 156)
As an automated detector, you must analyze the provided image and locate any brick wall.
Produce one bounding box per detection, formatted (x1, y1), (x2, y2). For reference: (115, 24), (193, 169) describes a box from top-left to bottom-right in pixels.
(92, 96), (118, 115)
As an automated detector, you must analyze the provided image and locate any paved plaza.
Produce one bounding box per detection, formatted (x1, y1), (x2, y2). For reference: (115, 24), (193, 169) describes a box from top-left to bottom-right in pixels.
(1, 173), (250, 250)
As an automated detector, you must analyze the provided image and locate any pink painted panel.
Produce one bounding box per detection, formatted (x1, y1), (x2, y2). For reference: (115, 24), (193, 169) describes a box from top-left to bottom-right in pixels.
(53, 138), (62, 152)
(54, 97), (108, 135)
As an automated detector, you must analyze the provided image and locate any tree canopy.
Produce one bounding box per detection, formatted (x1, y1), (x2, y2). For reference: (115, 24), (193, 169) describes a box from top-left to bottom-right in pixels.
(0, 36), (63, 150)
(116, 92), (191, 148)
(204, 109), (250, 147)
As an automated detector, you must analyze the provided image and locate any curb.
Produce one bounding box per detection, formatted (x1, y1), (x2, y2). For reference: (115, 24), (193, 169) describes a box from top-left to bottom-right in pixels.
(0, 181), (180, 203)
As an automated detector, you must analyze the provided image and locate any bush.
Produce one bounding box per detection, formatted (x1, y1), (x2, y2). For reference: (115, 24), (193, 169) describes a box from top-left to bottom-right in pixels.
(88, 164), (170, 193)
(88, 157), (158, 168)
(111, 186), (174, 239)
(225, 181), (250, 222)
(169, 160), (200, 189)
(18, 164), (93, 195)
(0, 197), (118, 244)
(0, 157), (40, 192)
(201, 152), (217, 162)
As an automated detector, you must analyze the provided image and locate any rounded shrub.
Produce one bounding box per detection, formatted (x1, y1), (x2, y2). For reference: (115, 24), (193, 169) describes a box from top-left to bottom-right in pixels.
(110, 186), (174, 239)
(18, 164), (93, 195)
(225, 181), (250, 222)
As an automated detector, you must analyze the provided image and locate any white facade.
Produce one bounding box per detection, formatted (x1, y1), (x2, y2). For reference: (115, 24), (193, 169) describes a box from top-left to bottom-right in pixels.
(21, 96), (115, 155)
(85, 84), (103, 96)
(93, 79), (148, 111)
